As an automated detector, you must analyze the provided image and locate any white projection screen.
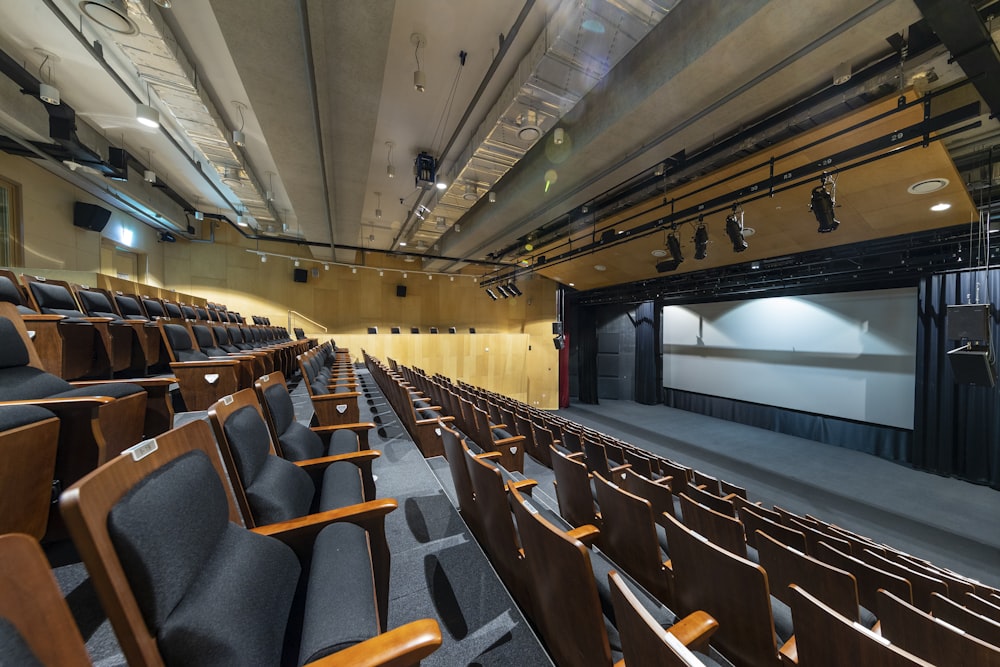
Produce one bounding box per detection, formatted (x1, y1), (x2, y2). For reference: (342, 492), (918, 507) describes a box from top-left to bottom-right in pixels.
(662, 288), (917, 429)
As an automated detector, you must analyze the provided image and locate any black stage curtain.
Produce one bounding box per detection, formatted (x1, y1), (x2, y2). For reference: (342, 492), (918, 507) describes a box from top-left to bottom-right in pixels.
(578, 306), (599, 404)
(634, 301), (659, 405)
(913, 269), (1000, 488)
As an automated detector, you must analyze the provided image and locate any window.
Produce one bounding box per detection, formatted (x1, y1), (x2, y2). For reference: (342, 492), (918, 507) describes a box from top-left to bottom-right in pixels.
(0, 175), (22, 266)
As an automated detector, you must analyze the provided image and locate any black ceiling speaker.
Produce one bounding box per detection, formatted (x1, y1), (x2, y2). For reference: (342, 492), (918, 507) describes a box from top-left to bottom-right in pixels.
(73, 201), (111, 232)
(553, 334), (566, 350)
(396, 285), (407, 297)
(552, 322), (564, 335)
(293, 268), (308, 283)
(948, 344), (996, 387)
(108, 147), (129, 182)
(947, 304), (992, 341)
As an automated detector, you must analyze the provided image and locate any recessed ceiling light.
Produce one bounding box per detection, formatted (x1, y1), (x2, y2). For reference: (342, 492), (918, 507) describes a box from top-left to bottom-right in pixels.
(742, 227), (756, 237)
(594, 264), (606, 271)
(930, 202), (951, 212)
(651, 249), (667, 257)
(908, 178), (949, 195)
(79, 0), (137, 34)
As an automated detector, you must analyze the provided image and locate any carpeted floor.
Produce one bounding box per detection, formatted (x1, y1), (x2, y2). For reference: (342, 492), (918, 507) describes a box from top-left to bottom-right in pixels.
(51, 373), (551, 666)
(558, 399), (1000, 587)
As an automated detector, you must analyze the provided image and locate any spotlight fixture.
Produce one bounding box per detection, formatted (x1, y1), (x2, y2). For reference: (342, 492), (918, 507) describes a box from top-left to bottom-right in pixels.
(488, 191), (497, 203)
(508, 283), (523, 297)
(386, 141), (395, 178)
(655, 233), (684, 273)
(36, 51), (60, 105)
(809, 173), (840, 233)
(375, 191), (382, 220)
(497, 285), (511, 298)
(463, 183), (477, 201)
(412, 33), (427, 92)
(194, 210), (204, 221)
(157, 231), (175, 243)
(725, 204), (749, 252)
(294, 259), (301, 267)
(694, 222), (709, 260)
(143, 169), (156, 184)
(260, 254), (267, 263)
(136, 79), (159, 128)
(486, 288), (498, 301)
(236, 213), (248, 227)
(553, 127), (565, 145)
(231, 101), (247, 146)
(325, 264), (330, 271)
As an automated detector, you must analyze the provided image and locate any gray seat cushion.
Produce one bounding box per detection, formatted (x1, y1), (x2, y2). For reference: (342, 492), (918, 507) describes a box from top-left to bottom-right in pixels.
(0, 404), (55, 431)
(0, 617), (44, 667)
(298, 522), (379, 664)
(108, 451), (301, 666)
(223, 405), (315, 524)
(317, 461), (364, 510)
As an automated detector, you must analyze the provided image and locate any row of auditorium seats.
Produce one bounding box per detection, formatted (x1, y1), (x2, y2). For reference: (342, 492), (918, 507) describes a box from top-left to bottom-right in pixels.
(375, 355), (1000, 666)
(1, 343), (444, 665)
(0, 271), (312, 543)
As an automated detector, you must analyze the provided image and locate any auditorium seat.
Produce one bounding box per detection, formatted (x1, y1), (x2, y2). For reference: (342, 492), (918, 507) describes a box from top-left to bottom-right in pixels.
(508, 483), (716, 667)
(208, 389), (378, 526)
(738, 505), (807, 553)
(592, 471), (673, 606)
(607, 570), (722, 667)
(60, 419), (441, 666)
(0, 534), (91, 666)
(931, 593), (1000, 647)
(786, 585), (931, 666)
(0, 404), (60, 538)
(621, 466), (680, 523)
(72, 284), (150, 376)
(550, 444), (602, 531)
(0, 303), (172, 506)
(663, 511), (793, 666)
(860, 548), (948, 611)
(255, 371), (372, 461)
(678, 493), (756, 563)
(877, 588), (1000, 665)
(814, 541), (912, 612)
(755, 531), (876, 629)
(964, 592), (1000, 624)
(158, 321), (243, 410)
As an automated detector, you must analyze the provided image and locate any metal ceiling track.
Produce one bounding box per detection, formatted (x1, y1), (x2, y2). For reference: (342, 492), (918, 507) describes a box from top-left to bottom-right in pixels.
(480, 95), (983, 286)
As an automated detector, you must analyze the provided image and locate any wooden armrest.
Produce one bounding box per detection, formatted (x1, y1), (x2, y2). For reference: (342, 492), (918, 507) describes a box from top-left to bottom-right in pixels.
(476, 451), (503, 461)
(778, 636), (798, 666)
(610, 463), (632, 474)
(72, 377), (177, 388)
(296, 449), (381, 471)
(312, 391), (361, 400)
(252, 498), (398, 560)
(567, 524), (601, 547)
(490, 423), (508, 430)
(81, 317), (113, 323)
(0, 396), (113, 409)
(667, 610), (719, 653)
(169, 359), (240, 367)
(567, 452), (586, 460)
(311, 422), (376, 434)
(307, 618), (443, 667)
(493, 435), (525, 446)
(20, 313), (64, 322)
(510, 479), (538, 494)
(416, 405), (443, 411)
(655, 475), (674, 487)
(416, 415), (453, 425)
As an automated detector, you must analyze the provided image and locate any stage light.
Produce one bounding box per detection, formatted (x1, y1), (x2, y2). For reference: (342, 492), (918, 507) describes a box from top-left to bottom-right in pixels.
(508, 283), (522, 296)
(726, 205), (749, 252)
(667, 233), (683, 265)
(486, 288), (498, 300)
(694, 223), (709, 260)
(810, 174), (840, 233)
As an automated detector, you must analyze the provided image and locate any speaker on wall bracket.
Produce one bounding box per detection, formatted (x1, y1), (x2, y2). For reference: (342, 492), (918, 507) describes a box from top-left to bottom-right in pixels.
(947, 304), (993, 341)
(396, 285), (407, 297)
(948, 344), (996, 387)
(293, 268), (308, 283)
(73, 201), (112, 232)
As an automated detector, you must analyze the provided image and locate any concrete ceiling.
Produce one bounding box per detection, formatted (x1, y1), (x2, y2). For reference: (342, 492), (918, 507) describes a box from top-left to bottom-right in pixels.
(0, 0), (997, 289)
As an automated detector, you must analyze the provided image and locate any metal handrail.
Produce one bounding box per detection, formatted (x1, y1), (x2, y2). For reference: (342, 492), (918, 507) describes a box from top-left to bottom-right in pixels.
(287, 310), (327, 333)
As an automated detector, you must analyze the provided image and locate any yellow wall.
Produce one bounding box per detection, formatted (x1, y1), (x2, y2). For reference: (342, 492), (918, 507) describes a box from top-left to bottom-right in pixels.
(0, 153), (560, 407)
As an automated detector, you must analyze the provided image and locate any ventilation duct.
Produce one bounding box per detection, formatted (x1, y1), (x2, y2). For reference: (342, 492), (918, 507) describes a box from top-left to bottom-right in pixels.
(410, 0), (678, 246)
(100, 0), (276, 229)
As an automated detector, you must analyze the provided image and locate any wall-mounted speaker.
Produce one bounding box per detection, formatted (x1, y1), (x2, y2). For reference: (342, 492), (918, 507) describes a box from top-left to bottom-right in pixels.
(396, 285), (407, 297)
(552, 322), (564, 335)
(73, 202), (112, 232)
(553, 334), (566, 350)
(108, 147), (129, 182)
(948, 345), (996, 387)
(293, 268), (308, 283)
(367, 327), (378, 334)
(947, 304), (992, 341)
